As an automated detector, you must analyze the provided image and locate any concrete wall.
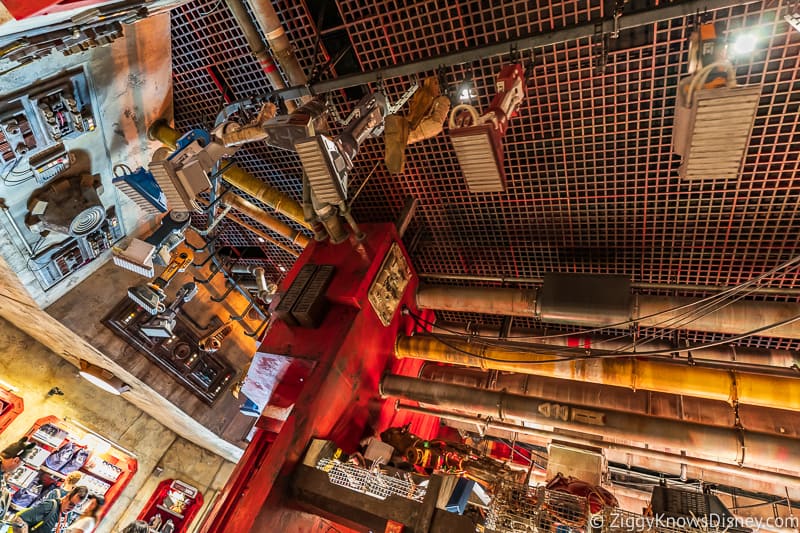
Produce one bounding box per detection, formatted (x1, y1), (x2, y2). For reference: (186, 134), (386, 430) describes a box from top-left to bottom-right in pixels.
(0, 317), (233, 532)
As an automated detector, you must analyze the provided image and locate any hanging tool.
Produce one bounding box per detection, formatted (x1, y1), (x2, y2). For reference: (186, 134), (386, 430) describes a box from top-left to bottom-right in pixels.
(140, 282), (198, 338)
(127, 250), (194, 314)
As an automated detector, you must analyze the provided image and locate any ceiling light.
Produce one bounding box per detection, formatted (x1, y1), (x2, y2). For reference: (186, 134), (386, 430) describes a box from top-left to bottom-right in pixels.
(460, 88), (470, 100)
(731, 32), (757, 55)
(257, 237), (265, 243)
(278, 265), (286, 272)
(78, 361), (130, 396)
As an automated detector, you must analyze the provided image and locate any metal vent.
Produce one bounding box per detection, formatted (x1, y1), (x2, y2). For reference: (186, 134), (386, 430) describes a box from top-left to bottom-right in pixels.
(674, 86), (762, 180)
(450, 125), (505, 192)
(295, 136), (346, 204)
(69, 206), (105, 236)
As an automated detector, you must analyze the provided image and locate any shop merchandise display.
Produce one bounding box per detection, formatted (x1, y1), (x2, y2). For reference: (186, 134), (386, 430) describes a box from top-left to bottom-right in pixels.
(138, 479), (202, 533)
(1, 417), (137, 527)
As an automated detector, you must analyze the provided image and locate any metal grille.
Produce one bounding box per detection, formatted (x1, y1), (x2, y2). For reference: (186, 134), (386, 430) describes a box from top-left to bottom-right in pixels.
(316, 457), (428, 502)
(170, 0), (800, 348)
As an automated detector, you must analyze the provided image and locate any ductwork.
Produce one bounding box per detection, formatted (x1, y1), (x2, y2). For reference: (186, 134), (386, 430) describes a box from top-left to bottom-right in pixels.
(394, 334), (800, 411)
(417, 275), (800, 339)
(433, 321), (800, 369)
(380, 374), (798, 472)
(148, 121), (310, 229)
(418, 364), (800, 438)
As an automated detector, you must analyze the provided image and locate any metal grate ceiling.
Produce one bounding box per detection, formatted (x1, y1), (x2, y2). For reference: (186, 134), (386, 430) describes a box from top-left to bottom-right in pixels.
(169, 0), (800, 348)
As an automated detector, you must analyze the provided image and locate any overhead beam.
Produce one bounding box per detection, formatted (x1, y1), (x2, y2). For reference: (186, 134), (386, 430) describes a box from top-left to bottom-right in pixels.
(270, 0), (758, 99)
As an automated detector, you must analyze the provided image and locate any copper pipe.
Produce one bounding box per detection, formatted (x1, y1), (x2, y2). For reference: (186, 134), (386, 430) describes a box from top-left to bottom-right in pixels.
(381, 374), (798, 472)
(396, 403), (800, 494)
(416, 284), (800, 339)
(223, 193), (309, 247)
(394, 334), (800, 411)
(222, 0), (295, 111)
(148, 121), (310, 229)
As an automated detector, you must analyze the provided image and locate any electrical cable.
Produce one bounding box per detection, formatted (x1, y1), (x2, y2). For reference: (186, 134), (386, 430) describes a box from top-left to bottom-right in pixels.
(425, 254), (800, 342)
(407, 310), (800, 363)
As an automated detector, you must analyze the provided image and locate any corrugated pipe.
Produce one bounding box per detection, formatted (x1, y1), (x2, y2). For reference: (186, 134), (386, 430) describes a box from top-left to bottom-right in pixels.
(394, 334), (800, 411)
(148, 121), (310, 229)
(380, 374), (798, 472)
(416, 280), (800, 339)
(395, 402), (800, 496)
(223, 0), (295, 111)
(247, 0), (309, 92)
(432, 321), (800, 369)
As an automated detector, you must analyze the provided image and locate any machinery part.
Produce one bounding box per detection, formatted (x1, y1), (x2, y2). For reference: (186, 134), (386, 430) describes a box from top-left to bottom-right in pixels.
(252, 266), (277, 302)
(112, 166), (168, 215)
(296, 92), (387, 205)
(394, 334), (800, 411)
(112, 211), (191, 276)
(222, 99), (329, 151)
(367, 243), (411, 326)
(28, 142), (75, 184)
(25, 173), (106, 237)
(140, 282), (198, 338)
(448, 63), (526, 192)
(199, 322), (234, 352)
(379, 374), (799, 472)
(148, 134), (237, 213)
(247, 0), (309, 90)
(127, 250), (193, 314)
(415, 282), (800, 339)
(396, 402), (800, 497)
(148, 121), (311, 229)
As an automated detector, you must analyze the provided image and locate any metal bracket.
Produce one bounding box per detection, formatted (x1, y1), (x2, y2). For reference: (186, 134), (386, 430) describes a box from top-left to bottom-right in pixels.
(386, 78), (420, 115)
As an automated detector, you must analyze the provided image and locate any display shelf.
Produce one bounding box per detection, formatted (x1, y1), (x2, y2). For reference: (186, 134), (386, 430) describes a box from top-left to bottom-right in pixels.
(18, 416), (138, 525)
(156, 504), (185, 520)
(0, 388), (23, 435)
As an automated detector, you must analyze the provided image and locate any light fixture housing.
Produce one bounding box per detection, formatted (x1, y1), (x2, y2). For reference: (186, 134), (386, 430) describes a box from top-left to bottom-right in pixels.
(731, 32), (758, 56)
(78, 361), (130, 395)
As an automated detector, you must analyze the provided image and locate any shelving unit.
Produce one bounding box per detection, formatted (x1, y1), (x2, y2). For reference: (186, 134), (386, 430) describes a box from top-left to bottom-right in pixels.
(5, 416), (137, 524)
(138, 479), (204, 533)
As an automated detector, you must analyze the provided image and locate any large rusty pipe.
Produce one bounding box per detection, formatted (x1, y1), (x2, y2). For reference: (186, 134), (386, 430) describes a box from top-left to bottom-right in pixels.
(395, 334), (800, 411)
(418, 364), (800, 438)
(396, 403), (800, 497)
(416, 284), (800, 339)
(148, 121), (310, 229)
(222, 0), (294, 111)
(380, 375), (797, 472)
(433, 321), (800, 369)
(223, 193), (309, 247)
(247, 0), (308, 91)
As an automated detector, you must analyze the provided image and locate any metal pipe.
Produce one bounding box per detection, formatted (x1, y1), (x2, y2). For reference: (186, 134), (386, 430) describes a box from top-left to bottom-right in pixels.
(396, 402), (800, 494)
(195, 197), (302, 256)
(418, 363), (800, 439)
(419, 272), (800, 298)
(380, 374), (797, 472)
(223, 193), (309, 247)
(433, 321), (800, 369)
(394, 334), (800, 411)
(416, 284), (800, 339)
(247, 0), (308, 90)
(148, 121), (311, 229)
(253, 0), (757, 101)
(222, 0), (295, 111)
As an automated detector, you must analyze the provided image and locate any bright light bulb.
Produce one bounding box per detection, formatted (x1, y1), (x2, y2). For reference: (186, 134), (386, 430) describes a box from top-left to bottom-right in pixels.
(460, 88), (470, 100)
(278, 265), (286, 272)
(257, 237), (265, 243)
(732, 33), (757, 55)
